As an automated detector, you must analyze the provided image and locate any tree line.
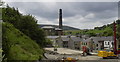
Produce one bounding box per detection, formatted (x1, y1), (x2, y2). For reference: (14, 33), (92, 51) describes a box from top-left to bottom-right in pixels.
(2, 5), (51, 47)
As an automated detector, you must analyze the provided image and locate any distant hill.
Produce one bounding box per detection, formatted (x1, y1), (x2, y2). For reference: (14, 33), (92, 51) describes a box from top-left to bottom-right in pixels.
(64, 20), (120, 37)
(38, 24), (80, 30)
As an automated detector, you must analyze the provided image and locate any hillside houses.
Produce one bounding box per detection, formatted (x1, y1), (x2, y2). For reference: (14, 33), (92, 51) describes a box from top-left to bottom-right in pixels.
(47, 35), (114, 52)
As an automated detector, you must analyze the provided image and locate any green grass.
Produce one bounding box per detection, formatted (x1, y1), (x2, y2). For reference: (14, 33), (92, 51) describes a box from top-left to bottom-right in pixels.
(2, 22), (43, 60)
(64, 26), (113, 36)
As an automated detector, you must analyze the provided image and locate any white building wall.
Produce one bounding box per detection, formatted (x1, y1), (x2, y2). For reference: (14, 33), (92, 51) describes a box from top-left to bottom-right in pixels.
(104, 41), (113, 48)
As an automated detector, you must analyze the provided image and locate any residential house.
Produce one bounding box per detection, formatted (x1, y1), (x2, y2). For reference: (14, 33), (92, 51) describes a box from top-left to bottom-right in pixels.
(69, 36), (82, 50)
(57, 36), (69, 48)
(80, 36), (114, 52)
(90, 36), (114, 52)
(80, 38), (90, 51)
(47, 35), (114, 53)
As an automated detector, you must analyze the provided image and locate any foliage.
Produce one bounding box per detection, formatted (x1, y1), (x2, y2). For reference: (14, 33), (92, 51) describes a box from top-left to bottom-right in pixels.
(44, 39), (53, 47)
(65, 20), (120, 37)
(2, 5), (48, 47)
(2, 22), (43, 60)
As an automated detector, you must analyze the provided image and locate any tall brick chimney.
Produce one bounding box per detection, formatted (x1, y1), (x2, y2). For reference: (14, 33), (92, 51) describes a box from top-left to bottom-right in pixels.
(59, 9), (62, 29)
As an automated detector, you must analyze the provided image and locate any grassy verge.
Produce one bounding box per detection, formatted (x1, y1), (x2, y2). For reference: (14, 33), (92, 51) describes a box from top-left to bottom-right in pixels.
(2, 22), (43, 60)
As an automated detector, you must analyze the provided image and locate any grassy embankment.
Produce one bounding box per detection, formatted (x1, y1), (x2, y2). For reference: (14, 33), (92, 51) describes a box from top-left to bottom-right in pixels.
(2, 22), (43, 60)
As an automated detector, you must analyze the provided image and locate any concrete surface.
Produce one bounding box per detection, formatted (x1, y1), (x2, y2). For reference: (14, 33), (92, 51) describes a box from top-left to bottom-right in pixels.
(44, 48), (83, 54)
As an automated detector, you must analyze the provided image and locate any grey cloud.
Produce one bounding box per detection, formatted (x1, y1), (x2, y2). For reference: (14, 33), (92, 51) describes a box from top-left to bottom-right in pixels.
(8, 2), (117, 18)
(3, 0), (120, 2)
(7, 2), (118, 29)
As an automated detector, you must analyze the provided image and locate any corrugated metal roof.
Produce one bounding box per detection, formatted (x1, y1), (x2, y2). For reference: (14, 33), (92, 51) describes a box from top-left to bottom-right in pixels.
(71, 37), (82, 42)
(55, 28), (62, 30)
(41, 26), (54, 29)
(46, 36), (114, 43)
(90, 36), (114, 43)
(61, 37), (69, 41)
(47, 36), (59, 39)
(81, 36), (114, 43)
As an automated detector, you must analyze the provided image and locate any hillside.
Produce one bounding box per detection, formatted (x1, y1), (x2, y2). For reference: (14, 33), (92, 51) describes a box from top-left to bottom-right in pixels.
(65, 20), (120, 37)
(2, 22), (43, 60)
(64, 26), (113, 36)
(2, 6), (48, 48)
(39, 24), (80, 30)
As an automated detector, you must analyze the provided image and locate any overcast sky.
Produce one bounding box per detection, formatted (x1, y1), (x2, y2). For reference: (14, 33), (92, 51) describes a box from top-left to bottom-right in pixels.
(3, 0), (120, 2)
(3, 0), (120, 29)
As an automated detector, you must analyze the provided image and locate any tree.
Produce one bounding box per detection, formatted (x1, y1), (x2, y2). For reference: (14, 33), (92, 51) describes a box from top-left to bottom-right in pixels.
(2, 5), (48, 47)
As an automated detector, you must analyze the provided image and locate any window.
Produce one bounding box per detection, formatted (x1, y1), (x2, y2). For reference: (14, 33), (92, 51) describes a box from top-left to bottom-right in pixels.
(112, 42), (114, 45)
(105, 42), (107, 45)
(84, 43), (85, 45)
(75, 44), (77, 45)
(108, 42), (109, 45)
(75, 47), (80, 50)
(63, 41), (68, 44)
(63, 45), (68, 48)
(75, 47), (77, 49)
(96, 44), (98, 47)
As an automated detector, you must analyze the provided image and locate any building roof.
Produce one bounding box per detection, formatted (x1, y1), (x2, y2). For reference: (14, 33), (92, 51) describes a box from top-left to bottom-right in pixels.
(90, 36), (114, 43)
(47, 36), (69, 41)
(71, 37), (82, 42)
(47, 36), (114, 43)
(55, 28), (62, 31)
(47, 36), (59, 39)
(82, 38), (91, 42)
(61, 37), (69, 41)
(80, 36), (114, 43)
(92, 36), (113, 40)
(41, 26), (54, 29)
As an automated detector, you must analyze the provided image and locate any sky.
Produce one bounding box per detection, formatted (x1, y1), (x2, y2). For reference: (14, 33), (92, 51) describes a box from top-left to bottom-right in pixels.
(2, 0), (120, 29)
(2, 0), (120, 2)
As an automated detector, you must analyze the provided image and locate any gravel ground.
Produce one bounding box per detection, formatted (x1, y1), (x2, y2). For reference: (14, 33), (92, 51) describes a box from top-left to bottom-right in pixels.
(44, 48), (120, 61)
(44, 53), (102, 60)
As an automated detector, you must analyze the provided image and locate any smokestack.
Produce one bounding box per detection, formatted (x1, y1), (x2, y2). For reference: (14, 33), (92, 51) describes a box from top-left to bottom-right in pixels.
(59, 9), (62, 29)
